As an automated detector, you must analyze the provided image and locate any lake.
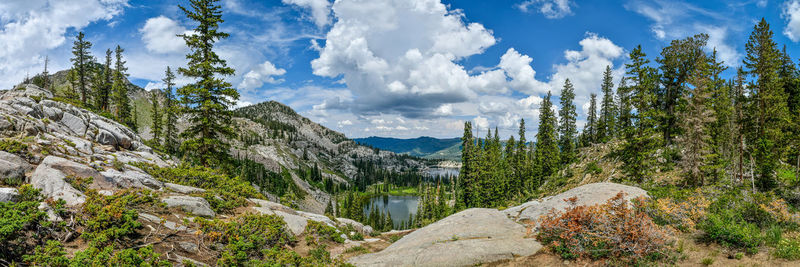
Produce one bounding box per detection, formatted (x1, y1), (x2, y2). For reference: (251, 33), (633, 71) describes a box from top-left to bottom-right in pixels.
(363, 195), (420, 229)
(427, 167), (459, 177)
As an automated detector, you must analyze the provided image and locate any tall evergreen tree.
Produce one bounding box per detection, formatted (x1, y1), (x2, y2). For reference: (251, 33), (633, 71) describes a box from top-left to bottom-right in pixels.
(620, 45), (661, 182)
(743, 18), (788, 191)
(112, 45), (131, 126)
(70, 32), (93, 105)
(163, 67), (179, 153)
(534, 91), (560, 187)
(150, 91), (162, 146)
(677, 54), (715, 186)
(558, 79), (578, 165)
(657, 34), (708, 146)
(94, 49), (113, 111)
(514, 119), (528, 193)
(178, 0), (240, 166)
(457, 122), (474, 209)
(597, 66), (617, 142)
(616, 77), (632, 135)
(584, 93), (598, 145)
(707, 50), (733, 183)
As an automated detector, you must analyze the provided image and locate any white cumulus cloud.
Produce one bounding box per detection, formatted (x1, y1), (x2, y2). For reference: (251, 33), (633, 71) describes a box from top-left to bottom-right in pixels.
(282, 0), (332, 28)
(238, 61), (287, 91)
(784, 0), (800, 42)
(140, 16), (188, 54)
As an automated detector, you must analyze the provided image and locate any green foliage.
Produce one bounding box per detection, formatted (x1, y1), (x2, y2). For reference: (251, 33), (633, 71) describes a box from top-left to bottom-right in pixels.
(701, 257), (714, 266)
(0, 185), (48, 260)
(197, 213), (308, 266)
(583, 161), (603, 175)
(177, 0), (239, 166)
(773, 238), (800, 260)
(701, 209), (762, 251)
(135, 163), (262, 213)
(70, 244), (169, 267)
(558, 79), (578, 165)
(0, 138), (28, 154)
(305, 220), (344, 245)
(64, 175), (93, 192)
(24, 240), (70, 267)
(79, 189), (158, 247)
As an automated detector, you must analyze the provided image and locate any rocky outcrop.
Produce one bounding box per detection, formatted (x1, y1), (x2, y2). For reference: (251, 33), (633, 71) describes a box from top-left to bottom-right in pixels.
(0, 151), (32, 184)
(162, 195), (216, 218)
(101, 169), (163, 190)
(349, 208), (542, 267)
(29, 156), (108, 206)
(164, 183), (206, 194)
(504, 182), (648, 226)
(248, 198), (376, 236)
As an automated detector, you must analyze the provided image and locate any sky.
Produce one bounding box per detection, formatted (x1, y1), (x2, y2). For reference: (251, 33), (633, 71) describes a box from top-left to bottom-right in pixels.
(1, 0), (800, 139)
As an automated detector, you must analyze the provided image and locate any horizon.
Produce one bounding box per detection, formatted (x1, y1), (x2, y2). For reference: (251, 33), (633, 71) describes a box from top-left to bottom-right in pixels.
(2, 0), (800, 139)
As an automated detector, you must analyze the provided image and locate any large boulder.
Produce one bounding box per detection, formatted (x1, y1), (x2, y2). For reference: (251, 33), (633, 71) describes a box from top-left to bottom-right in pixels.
(101, 169), (163, 190)
(162, 195), (216, 217)
(274, 210), (309, 236)
(29, 156), (108, 206)
(349, 208), (542, 267)
(0, 151), (32, 184)
(506, 182), (648, 226)
(164, 183), (206, 194)
(337, 217), (374, 236)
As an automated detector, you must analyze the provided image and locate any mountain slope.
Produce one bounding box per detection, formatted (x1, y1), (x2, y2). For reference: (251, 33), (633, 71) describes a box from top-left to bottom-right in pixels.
(354, 136), (461, 160)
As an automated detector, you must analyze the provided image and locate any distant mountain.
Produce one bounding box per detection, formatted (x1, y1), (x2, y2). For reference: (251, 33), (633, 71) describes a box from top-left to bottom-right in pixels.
(354, 136), (462, 161)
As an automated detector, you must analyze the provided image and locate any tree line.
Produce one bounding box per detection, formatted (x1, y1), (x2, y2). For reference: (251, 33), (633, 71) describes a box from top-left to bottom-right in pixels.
(458, 18), (800, 209)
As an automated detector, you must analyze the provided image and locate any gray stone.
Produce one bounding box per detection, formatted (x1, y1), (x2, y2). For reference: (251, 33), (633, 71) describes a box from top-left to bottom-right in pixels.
(298, 211), (337, 227)
(337, 217), (374, 235)
(248, 198), (297, 214)
(164, 183), (206, 194)
(179, 242), (199, 253)
(29, 156), (96, 206)
(101, 169), (163, 190)
(349, 208), (541, 267)
(60, 112), (86, 136)
(508, 182), (648, 226)
(95, 130), (117, 147)
(274, 210), (308, 236)
(0, 151), (31, 184)
(162, 196), (216, 218)
(0, 188), (18, 202)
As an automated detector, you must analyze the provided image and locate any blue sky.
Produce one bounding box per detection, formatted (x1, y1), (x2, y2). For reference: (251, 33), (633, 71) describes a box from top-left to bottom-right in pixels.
(1, 0), (799, 139)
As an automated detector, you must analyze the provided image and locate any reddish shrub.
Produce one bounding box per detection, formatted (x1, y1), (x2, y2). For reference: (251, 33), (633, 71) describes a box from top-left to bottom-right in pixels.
(536, 192), (675, 263)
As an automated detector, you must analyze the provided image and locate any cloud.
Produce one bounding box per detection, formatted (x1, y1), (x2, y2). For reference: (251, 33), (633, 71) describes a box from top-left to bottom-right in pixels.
(282, 0), (332, 27)
(499, 48), (548, 94)
(784, 0), (800, 42)
(337, 120), (353, 128)
(238, 61), (287, 91)
(518, 0), (574, 19)
(0, 0), (128, 89)
(626, 0), (742, 66)
(140, 16), (188, 54)
(311, 0), (504, 118)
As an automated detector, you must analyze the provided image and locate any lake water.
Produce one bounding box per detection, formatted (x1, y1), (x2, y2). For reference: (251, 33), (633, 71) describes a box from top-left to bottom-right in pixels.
(363, 195), (419, 229)
(427, 167), (459, 177)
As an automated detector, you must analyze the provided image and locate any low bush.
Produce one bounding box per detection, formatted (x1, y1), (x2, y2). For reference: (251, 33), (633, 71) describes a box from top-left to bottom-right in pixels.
(644, 188), (710, 231)
(583, 161), (603, 175)
(0, 185), (50, 260)
(0, 138), (28, 154)
(26, 240), (169, 267)
(134, 163), (263, 213)
(537, 192), (675, 264)
(305, 220), (344, 245)
(79, 189), (159, 247)
(773, 238), (800, 260)
(198, 213), (295, 265)
(700, 209), (762, 251)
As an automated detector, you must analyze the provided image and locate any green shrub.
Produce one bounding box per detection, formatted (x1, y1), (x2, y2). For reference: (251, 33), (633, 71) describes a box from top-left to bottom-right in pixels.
(70, 244), (169, 266)
(701, 257), (714, 266)
(134, 163), (263, 213)
(774, 238), (800, 260)
(79, 189), (159, 246)
(305, 220), (344, 245)
(701, 209), (762, 250)
(65, 175), (93, 192)
(0, 138), (28, 154)
(198, 213), (295, 266)
(583, 161), (603, 175)
(0, 185), (48, 260)
(23, 240), (70, 267)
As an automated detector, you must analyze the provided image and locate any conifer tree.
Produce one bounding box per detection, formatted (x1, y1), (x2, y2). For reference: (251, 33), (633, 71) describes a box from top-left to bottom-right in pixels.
(597, 66), (617, 142)
(94, 49), (113, 111)
(616, 77), (632, 135)
(534, 92), (560, 187)
(558, 79), (577, 165)
(41, 56), (49, 90)
(150, 91), (162, 146)
(677, 55), (715, 186)
(457, 122), (474, 209)
(743, 18), (788, 191)
(178, 0), (240, 166)
(584, 93), (598, 145)
(70, 32), (93, 105)
(707, 50), (732, 183)
(163, 67), (179, 153)
(112, 45), (131, 126)
(657, 34), (708, 145)
(620, 45), (661, 182)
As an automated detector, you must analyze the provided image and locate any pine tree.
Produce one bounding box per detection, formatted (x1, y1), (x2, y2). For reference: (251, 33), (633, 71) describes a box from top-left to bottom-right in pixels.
(112, 45), (131, 126)
(163, 67), (179, 153)
(597, 66), (617, 142)
(513, 119), (529, 194)
(41, 56), (49, 90)
(584, 93), (598, 145)
(677, 55), (715, 186)
(178, 0), (240, 166)
(70, 32), (94, 105)
(150, 91), (162, 146)
(657, 34), (709, 146)
(616, 77), (632, 135)
(534, 91), (560, 187)
(620, 45), (661, 182)
(94, 49), (113, 111)
(558, 79), (577, 165)
(707, 50), (733, 183)
(457, 122), (474, 209)
(743, 18), (788, 191)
